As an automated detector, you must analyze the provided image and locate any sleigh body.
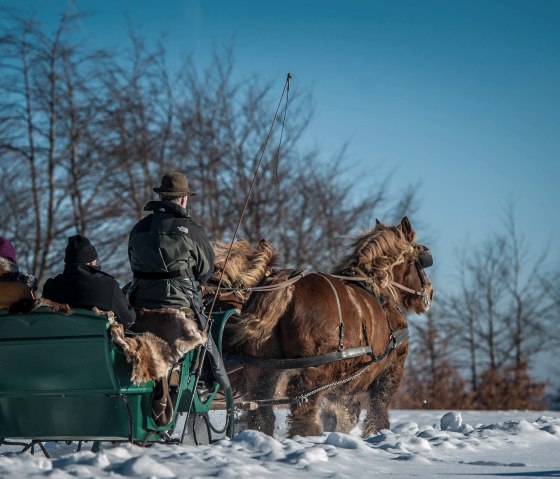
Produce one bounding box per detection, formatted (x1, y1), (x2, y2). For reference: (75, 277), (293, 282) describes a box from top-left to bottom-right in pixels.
(0, 306), (236, 447)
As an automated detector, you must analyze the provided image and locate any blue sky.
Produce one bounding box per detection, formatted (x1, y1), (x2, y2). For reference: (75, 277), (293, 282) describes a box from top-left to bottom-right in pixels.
(3, 0), (560, 286)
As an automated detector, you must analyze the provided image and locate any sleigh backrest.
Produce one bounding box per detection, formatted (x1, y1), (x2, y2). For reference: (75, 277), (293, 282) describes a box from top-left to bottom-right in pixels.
(0, 307), (156, 442)
(0, 307), (136, 395)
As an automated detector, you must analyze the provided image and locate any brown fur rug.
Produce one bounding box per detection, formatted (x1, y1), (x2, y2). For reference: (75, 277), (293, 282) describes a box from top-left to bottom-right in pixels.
(116, 307), (206, 384)
(109, 319), (179, 384)
(129, 308), (206, 359)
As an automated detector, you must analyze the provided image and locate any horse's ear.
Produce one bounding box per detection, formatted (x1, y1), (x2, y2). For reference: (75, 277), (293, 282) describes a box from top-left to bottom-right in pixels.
(375, 219), (381, 226)
(400, 216), (415, 241)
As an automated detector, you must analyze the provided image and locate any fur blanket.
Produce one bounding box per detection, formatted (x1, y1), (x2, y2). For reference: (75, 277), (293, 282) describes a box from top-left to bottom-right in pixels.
(129, 308), (206, 360)
(0, 257), (36, 309)
(124, 307), (207, 383)
(9, 298), (206, 385)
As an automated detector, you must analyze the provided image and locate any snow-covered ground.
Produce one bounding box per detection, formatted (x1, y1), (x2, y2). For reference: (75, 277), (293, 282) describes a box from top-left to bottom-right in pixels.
(1, 409), (559, 478)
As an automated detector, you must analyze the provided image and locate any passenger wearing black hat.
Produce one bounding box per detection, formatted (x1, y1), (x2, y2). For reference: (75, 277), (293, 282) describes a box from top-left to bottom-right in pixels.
(42, 235), (135, 328)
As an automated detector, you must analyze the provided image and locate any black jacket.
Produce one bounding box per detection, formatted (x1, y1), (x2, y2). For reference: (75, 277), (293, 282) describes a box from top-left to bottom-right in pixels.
(42, 264), (136, 329)
(127, 201), (215, 309)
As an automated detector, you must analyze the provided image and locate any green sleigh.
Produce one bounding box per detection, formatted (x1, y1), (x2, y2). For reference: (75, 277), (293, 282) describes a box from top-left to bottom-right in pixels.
(0, 306), (236, 452)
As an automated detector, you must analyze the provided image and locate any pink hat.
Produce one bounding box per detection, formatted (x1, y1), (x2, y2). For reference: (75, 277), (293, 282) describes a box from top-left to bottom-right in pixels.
(0, 236), (17, 263)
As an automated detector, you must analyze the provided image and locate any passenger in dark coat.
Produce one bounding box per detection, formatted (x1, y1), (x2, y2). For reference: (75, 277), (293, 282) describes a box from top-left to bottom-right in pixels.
(127, 171), (215, 312)
(127, 172), (229, 397)
(42, 235), (135, 329)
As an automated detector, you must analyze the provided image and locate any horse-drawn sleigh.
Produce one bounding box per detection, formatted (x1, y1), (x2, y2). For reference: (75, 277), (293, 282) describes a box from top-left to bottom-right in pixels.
(0, 217), (433, 454)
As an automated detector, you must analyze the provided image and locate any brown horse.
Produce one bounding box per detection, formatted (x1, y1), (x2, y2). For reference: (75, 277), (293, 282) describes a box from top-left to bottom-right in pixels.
(229, 217), (434, 438)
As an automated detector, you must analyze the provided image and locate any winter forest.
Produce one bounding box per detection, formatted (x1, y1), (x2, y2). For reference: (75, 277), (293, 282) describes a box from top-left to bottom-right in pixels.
(1, 11), (559, 411)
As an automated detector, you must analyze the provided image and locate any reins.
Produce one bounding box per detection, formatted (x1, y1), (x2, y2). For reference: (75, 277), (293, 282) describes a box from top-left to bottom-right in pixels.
(204, 269), (311, 294)
(205, 269), (427, 304)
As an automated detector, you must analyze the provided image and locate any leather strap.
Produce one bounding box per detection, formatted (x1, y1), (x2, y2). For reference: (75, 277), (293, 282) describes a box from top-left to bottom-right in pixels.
(133, 268), (189, 280)
(237, 327), (408, 370)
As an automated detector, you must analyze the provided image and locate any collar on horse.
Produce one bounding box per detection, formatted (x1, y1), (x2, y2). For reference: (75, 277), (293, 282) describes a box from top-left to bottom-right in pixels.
(344, 266), (387, 305)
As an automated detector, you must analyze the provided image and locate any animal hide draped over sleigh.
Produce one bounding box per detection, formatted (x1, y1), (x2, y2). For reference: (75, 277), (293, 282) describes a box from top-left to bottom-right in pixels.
(123, 308), (208, 426)
(129, 308), (207, 358)
(9, 298), (206, 385)
(111, 307), (207, 384)
(108, 320), (175, 384)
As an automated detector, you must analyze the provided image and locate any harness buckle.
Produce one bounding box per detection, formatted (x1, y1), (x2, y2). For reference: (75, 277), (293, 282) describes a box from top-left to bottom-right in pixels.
(422, 287), (431, 307)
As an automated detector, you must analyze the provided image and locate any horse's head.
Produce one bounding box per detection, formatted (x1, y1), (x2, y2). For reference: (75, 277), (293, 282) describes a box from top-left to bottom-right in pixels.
(333, 216), (434, 314)
(384, 217), (434, 313)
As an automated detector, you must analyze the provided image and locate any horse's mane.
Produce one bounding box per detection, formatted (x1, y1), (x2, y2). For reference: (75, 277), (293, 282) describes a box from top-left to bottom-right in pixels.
(332, 221), (416, 295)
(212, 238), (276, 288)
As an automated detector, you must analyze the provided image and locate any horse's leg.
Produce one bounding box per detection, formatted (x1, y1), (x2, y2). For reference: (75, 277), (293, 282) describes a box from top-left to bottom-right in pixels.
(362, 348), (407, 437)
(321, 392), (363, 433)
(285, 373), (325, 437)
(238, 366), (280, 436)
(320, 393), (339, 432)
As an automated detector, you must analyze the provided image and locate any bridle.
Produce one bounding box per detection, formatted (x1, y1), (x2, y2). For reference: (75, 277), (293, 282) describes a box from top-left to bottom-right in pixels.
(390, 245), (433, 308)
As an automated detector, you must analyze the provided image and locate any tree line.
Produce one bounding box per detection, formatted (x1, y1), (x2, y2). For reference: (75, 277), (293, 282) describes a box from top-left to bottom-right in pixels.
(0, 11), (415, 284)
(1, 10), (558, 409)
(394, 209), (560, 410)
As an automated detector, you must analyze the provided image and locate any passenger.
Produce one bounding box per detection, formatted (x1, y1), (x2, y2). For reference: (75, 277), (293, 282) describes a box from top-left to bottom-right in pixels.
(0, 236), (37, 310)
(42, 235), (135, 328)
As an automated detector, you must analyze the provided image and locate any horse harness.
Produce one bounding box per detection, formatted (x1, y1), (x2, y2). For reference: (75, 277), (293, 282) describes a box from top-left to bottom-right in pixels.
(239, 271), (410, 407)
(207, 245), (432, 309)
(208, 253), (431, 370)
(226, 251), (433, 406)
(238, 271), (409, 371)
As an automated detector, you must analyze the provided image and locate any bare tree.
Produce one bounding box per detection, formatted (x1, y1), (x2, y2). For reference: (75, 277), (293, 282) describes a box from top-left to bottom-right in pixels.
(437, 208), (556, 408)
(395, 308), (473, 409)
(1, 9), (424, 288)
(0, 12), (81, 279)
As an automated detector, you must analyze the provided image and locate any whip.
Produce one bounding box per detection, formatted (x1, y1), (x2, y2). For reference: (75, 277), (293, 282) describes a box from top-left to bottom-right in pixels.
(181, 73), (292, 442)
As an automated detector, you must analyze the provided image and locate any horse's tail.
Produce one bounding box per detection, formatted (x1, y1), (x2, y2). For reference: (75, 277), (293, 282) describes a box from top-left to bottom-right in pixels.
(229, 282), (294, 348)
